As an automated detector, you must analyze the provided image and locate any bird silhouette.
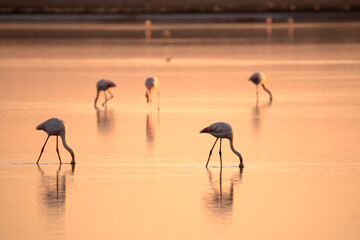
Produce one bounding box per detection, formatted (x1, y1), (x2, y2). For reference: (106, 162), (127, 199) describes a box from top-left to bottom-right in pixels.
(36, 118), (75, 165)
(94, 79), (116, 108)
(200, 122), (243, 168)
(249, 72), (273, 103)
(145, 77), (160, 110)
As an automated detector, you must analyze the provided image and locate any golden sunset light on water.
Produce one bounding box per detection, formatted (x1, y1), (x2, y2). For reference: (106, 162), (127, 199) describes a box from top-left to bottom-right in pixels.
(0, 1), (360, 240)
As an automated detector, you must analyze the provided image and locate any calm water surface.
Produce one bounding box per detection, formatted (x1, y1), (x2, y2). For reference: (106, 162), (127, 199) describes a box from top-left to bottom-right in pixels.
(0, 22), (360, 240)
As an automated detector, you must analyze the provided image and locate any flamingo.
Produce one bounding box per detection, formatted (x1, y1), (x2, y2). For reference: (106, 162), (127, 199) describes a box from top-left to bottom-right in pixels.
(249, 72), (273, 102)
(200, 122), (243, 168)
(36, 118), (75, 165)
(145, 77), (160, 110)
(94, 79), (116, 108)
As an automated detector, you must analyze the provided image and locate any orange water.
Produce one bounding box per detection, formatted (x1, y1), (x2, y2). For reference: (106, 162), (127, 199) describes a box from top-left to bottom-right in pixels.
(0, 22), (360, 240)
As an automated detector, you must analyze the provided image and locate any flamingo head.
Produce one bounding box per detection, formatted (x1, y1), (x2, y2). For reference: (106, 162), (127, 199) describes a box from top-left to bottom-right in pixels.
(199, 127), (209, 134)
(108, 81), (117, 88)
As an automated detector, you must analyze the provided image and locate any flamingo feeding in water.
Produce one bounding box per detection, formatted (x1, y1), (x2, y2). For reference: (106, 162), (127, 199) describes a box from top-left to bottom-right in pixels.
(249, 72), (273, 102)
(36, 118), (75, 165)
(200, 122), (243, 168)
(145, 77), (160, 110)
(94, 79), (116, 108)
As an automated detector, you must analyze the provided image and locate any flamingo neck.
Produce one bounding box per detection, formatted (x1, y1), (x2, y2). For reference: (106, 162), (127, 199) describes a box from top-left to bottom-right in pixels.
(146, 90), (152, 103)
(60, 132), (75, 165)
(262, 84), (273, 102)
(94, 90), (100, 108)
(229, 137), (243, 168)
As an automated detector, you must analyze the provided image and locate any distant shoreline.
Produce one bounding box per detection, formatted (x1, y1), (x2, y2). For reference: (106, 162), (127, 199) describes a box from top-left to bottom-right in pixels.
(0, 11), (359, 23)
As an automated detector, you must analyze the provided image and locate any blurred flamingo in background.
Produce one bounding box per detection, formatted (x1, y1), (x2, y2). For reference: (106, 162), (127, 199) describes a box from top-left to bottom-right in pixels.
(94, 79), (116, 108)
(200, 122), (243, 168)
(36, 118), (75, 165)
(145, 77), (160, 110)
(249, 72), (273, 102)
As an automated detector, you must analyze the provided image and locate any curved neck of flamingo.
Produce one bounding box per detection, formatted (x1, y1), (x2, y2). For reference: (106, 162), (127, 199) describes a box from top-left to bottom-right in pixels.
(262, 84), (273, 102)
(229, 137), (243, 164)
(94, 90), (100, 108)
(60, 132), (75, 164)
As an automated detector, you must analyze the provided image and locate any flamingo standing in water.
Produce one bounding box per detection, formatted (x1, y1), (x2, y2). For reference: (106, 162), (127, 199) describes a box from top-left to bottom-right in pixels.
(200, 122), (243, 168)
(94, 79), (116, 108)
(36, 118), (75, 165)
(145, 77), (160, 110)
(249, 72), (273, 102)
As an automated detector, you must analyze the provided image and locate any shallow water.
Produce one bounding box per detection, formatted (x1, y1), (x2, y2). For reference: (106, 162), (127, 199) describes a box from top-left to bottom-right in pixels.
(0, 21), (360, 240)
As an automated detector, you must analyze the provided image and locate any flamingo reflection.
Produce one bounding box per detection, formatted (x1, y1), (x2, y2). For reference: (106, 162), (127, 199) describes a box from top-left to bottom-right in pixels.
(253, 100), (272, 132)
(37, 164), (75, 220)
(146, 111), (159, 157)
(203, 168), (243, 217)
(96, 107), (115, 135)
(162, 29), (171, 62)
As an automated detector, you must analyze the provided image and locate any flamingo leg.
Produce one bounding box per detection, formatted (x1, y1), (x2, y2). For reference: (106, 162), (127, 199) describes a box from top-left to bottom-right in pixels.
(157, 91), (160, 111)
(219, 138), (223, 168)
(56, 136), (62, 164)
(256, 84), (259, 101)
(102, 91), (108, 106)
(36, 135), (50, 164)
(206, 138), (219, 168)
(219, 167), (223, 201)
(107, 90), (114, 101)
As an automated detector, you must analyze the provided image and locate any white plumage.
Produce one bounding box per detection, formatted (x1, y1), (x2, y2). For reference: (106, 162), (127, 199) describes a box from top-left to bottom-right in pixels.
(200, 122), (243, 168)
(36, 118), (75, 165)
(249, 72), (273, 102)
(145, 77), (160, 110)
(94, 79), (116, 108)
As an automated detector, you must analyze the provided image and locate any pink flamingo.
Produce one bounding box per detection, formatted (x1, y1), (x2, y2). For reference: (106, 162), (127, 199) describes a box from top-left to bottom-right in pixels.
(94, 79), (116, 108)
(249, 72), (273, 102)
(145, 77), (160, 110)
(200, 122), (243, 168)
(36, 118), (75, 165)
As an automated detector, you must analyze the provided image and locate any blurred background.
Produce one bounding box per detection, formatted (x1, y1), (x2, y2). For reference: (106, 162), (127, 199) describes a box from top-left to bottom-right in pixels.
(0, 0), (359, 15)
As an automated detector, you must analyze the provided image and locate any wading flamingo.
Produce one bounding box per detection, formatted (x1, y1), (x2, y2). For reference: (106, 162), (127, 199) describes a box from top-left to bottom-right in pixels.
(94, 79), (116, 108)
(200, 122), (243, 168)
(145, 77), (160, 110)
(249, 72), (273, 102)
(36, 118), (75, 165)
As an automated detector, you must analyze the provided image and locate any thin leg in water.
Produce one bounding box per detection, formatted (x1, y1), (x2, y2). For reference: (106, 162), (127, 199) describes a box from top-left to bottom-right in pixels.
(219, 138), (222, 168)
(206, 138), (219, 168)
(37, 135), (50, 164)
(102, 91), (108, 106)
(157, 91), (160, 111)
(56, 136), (62, 164)
(107, 90), (114, 101)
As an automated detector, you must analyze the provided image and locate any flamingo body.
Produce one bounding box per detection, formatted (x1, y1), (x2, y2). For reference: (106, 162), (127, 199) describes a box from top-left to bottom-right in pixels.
(249, 72), (273, 102)
(249, 72), (266, 85)
(36, 118), (75, 165)
(200, 122), (233, 139)
(94, 79), (116, 108)
(145, 77), (160, 109)
(200, 122), (243, 168)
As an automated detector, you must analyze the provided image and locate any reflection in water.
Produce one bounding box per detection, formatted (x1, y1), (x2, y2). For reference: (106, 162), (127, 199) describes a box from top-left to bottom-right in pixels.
(266, 17), (272, 42)
(146, 111), (159, 157)
(162, 29), (172, 62)
(96, 107), (115, 135)
(288, 17), (295, 42)
(203, 168), (243, 219)
(252, 100), (272, 132)
(37, 164), (75, 236)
